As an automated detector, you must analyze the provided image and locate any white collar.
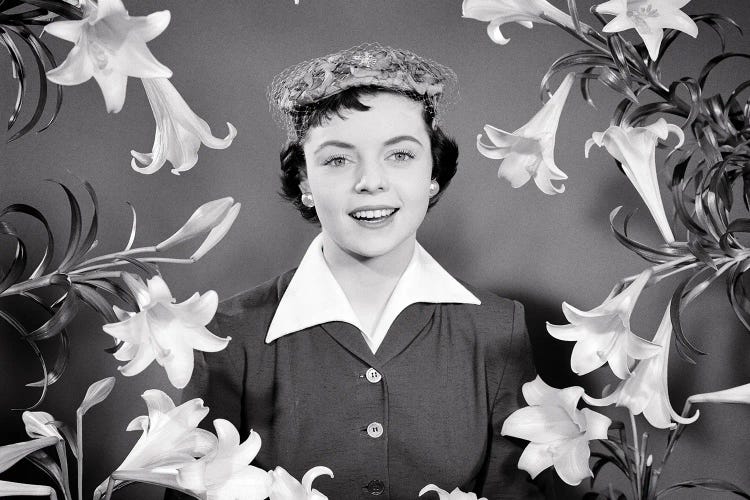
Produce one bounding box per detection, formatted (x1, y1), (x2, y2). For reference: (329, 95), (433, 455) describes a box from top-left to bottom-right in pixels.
(266, 233), (480, 353)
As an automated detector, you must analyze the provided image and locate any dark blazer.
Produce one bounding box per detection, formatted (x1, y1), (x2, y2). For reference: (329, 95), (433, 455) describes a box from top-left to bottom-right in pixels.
(166, 270), (543, 500)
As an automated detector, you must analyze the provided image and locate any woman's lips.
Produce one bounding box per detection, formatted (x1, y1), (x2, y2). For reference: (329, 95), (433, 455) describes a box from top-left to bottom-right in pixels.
(349, 207), (399, 226)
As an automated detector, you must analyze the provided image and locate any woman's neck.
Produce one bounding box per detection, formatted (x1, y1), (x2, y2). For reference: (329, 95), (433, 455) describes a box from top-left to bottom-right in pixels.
(321, 232), (416, 334)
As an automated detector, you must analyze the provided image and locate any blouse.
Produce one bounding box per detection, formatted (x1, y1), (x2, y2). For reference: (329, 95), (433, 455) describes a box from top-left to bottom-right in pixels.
(166, 235), (542, 499)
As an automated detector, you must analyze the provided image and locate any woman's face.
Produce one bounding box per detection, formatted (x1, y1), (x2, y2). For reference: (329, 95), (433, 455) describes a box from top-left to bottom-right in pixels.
(301, 92), (434, 260)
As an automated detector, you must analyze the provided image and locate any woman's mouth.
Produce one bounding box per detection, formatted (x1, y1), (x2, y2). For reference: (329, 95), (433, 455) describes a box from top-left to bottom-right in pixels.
(349, 208), (398, 226)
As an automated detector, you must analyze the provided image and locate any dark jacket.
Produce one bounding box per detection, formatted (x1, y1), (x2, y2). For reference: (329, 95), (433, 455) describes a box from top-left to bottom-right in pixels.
(166, 270), (542, 500)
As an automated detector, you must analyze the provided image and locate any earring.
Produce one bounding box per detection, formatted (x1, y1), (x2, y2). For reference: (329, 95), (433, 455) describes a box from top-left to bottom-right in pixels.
(301, 192), (315, 208)
(428, 180), (440, 197)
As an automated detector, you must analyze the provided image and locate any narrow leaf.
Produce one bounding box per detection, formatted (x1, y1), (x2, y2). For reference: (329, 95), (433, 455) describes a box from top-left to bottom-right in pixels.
(657, 479), (750, 499)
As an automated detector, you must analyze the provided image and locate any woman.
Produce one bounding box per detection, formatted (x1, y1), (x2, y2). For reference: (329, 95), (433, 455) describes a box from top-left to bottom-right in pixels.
(171, 44), (541, 499)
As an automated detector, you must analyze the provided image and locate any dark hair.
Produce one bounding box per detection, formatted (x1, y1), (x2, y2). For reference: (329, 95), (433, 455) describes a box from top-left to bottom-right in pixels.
(279, 86), (458, 223)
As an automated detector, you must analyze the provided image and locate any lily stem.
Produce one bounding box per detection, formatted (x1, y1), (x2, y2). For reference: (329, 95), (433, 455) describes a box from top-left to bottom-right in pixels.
(73, 246), (157, 270)
(55, 440), (73, 500)
(76, 410), (83, 500)
(630, 411), (643, 499)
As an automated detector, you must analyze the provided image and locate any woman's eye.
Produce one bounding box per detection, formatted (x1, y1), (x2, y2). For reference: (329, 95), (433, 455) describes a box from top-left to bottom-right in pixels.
(389, 150), (415, 162)
(323, 155), (350, 167)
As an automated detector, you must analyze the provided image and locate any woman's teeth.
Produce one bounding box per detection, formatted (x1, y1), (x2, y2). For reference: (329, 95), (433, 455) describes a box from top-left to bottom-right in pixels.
(351, 208), (396, 220)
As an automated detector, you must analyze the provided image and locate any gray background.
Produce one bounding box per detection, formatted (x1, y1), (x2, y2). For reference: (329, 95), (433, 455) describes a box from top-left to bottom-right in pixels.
(1, 0), (749, 498)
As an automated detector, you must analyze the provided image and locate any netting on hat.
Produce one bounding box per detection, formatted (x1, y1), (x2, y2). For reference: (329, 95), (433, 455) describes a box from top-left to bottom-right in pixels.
(268, 43), (459, 140)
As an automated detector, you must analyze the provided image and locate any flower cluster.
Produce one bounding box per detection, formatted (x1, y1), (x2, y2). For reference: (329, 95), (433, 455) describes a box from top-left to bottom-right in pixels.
(466, 0), (750, 497)
(42, 0), (236, 174)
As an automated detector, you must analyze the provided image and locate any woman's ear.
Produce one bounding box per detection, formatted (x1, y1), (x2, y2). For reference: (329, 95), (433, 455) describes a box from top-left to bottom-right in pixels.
(298, 172), (310, 194)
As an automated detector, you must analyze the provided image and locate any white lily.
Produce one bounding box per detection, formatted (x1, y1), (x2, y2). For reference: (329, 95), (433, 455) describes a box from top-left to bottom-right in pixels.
(268, 465), (333, 500)
(102, 273), (230, 389)
(45, 0), (172, 113)
(547, 270), (661, 379)
(22, 411), (63, 441)
(583, 307), (700, 429)
(585, 118), (683, 243)
(501, 376), (611, 486)
(94, 390), (217, 498)
(177, 421), (271, 500)
(594, 0), (698, 60)
(688, 383), (750, 405)
(0, 480), (57, 499)
(462, 0), (575, 45)
(477, 72), (574, 195)
(419, 484), (487, 500)
(131, 78), (237, 175)
(156, 198), (241, 260)
(0, 437), (60, 499)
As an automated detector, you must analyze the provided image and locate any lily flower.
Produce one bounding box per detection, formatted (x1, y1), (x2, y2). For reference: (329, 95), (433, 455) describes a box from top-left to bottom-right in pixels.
(131, 78), (237, 175)
(688, 383), (750, 405)
(585, 118), (683, 243)
(94, 390), (217, 498)
(477, 72), (574, 195)
(102, 272), (230, 389)
(22, 411), (62, 441)
(594, 0), (698, 60)
(501, 376), (611, 486)
(462, 0), (575, 45)
(0, 480), (57, 499)
(547, 270), (661, 379)
(419, 484), (487, 500)
(45, 0), (172, 113)
(177, 420), (270, 500)
(583, 307), (700, 429)
(268, 465), (333, 500)
(156, 198), (241, 258)
(0, 437), (60, 498)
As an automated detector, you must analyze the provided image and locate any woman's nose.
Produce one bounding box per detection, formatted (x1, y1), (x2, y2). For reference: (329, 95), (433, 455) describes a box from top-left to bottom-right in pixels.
(354, 160), (389, 193)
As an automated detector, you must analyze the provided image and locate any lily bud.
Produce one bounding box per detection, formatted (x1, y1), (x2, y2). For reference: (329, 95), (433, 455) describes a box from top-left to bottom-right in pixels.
(688, 383), (750, 405)
(156, 197), (238, 252)
(190, 202), (241, 261)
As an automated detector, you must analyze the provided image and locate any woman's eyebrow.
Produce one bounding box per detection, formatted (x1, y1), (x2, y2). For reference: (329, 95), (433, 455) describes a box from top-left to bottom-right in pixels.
(314, 140), (354, 154)
(384, 135), (423, 147)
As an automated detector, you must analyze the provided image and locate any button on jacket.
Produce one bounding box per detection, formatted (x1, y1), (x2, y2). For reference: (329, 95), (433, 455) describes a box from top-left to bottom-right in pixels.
(167, 238), (542, 499)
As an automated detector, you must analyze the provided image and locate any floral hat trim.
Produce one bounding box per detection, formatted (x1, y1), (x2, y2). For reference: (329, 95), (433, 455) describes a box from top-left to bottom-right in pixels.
(268, 43), (458, 138)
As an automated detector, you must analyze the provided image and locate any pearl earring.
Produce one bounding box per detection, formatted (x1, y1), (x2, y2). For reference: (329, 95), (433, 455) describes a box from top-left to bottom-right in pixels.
(301, 192), (315, 208)
(428, 181), (440, 197)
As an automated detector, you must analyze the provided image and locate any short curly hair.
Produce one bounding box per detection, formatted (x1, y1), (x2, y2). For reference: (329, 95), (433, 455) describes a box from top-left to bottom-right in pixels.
(278, 86), (458, 223)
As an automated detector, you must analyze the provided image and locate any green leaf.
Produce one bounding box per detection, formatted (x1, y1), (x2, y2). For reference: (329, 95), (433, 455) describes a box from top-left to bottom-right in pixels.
(77, 377), (115, 417)
(0, 308), (51, 408)
(3, 24), (48, 142)
(609, 207), (685, 263)
(19, 291), (70, 387)
(699, 53), (750, 91)
(727, 260), (750, 333)
(0, 220), (27, 294)
(26, 287), (77, 342)
(49, 181), (82, 272)
(0, 27), (26, 132)
(597, 67), (638, 103)
(656, 478), (750, 499)
(73, 283), (119, 323)
(69, 180), (99, 266)
(579, 67), (598, 108)
(0, 203), (54, 279)
(21, 0), (83, 19)
(24, 449), (67, 498)
(670, 274), (709, 363)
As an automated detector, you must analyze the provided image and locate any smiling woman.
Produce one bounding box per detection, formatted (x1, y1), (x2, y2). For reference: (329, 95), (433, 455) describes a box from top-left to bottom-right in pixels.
(165, 44), (543, 499)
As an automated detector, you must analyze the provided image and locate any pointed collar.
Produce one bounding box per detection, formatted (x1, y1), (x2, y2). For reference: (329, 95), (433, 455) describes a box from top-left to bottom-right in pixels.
(265, 233), (480, 350)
